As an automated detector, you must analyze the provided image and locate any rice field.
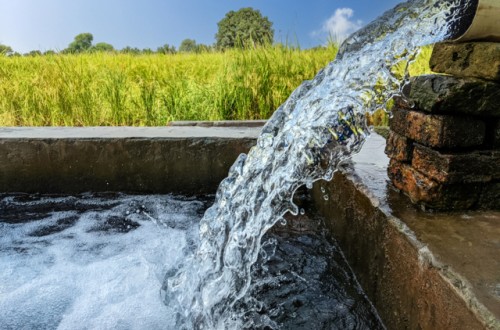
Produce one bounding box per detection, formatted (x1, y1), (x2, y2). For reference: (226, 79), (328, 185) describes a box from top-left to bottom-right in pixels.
(0, 44), (432, 126)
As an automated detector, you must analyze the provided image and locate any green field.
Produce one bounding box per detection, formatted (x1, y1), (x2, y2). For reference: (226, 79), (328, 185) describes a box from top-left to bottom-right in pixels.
(0, 44), (431, 126)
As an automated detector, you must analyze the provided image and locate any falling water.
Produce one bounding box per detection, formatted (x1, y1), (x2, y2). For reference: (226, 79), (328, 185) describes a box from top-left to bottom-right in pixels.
(162, 0), (478, 328)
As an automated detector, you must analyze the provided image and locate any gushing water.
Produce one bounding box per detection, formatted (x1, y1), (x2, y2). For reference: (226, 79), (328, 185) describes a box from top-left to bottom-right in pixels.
(163, 0), (477, 328)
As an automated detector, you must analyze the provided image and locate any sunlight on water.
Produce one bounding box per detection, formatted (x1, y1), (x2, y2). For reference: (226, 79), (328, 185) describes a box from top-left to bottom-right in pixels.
(162, 0), (478, 329)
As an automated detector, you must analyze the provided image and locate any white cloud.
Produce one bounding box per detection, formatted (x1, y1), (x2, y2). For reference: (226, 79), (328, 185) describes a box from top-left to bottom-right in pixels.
(312, 8), (363, 43)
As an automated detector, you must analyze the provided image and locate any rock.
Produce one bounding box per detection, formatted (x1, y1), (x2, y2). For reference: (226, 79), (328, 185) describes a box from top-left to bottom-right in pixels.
(384, 131), (413, 162)
(493, 119), (500, 148)
(408, 74), (500, 116)
(387, 159), (481, 210)
(412, 144), (500, 184)
(430, 42), (500, 81)
(390, 108), (486, 149)
(479, 183), (500, 210)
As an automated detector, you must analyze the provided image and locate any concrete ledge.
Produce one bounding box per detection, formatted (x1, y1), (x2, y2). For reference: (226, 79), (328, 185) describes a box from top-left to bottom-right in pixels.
(168, 120), (267, 127)
(0, 127), (260, 194)
(313, 134), (500, 329)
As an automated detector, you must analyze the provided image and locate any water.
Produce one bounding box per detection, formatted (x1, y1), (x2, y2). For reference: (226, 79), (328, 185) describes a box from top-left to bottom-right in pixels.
(0, 193), (382, 329)
(162, 0), (478, 328)
(0, 194), (208, 329)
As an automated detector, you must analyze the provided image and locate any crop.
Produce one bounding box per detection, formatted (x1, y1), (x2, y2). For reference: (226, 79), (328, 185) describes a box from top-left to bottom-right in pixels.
(0, 43), (432, 126)
(0, 44), (338, 126)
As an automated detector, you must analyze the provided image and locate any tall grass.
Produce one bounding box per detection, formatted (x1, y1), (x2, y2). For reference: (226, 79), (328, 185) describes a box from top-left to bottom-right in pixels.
(0, 44), (338, 126)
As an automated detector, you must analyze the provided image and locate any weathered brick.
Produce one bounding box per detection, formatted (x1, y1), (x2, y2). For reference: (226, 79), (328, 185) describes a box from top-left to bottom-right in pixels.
(493, 119), (500, 148)
(412, 144), (500, 183)
(387, 159), (481, 210)
(479, 182), (500, 210)
(390, 108), (486, 149)
(384, 130), (413, 162)
(408, 74), (500, 116)
(430, 42), (500, 81)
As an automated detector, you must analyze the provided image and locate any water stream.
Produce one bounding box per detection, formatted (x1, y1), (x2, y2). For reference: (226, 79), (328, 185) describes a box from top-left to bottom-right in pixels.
(162, 0), (477, 329)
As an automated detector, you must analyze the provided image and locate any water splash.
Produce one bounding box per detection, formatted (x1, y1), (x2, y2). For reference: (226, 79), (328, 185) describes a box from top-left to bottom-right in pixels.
(163, 0), (476, 328)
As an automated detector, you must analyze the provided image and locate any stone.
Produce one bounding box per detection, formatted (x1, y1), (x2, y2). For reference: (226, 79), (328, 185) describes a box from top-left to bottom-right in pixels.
(412, 144), (500, 184)
(390, 108), (486, 149)
(430, 42), (500, 81)
(408, 74), (500, 116)
(387, 159), (481, 210)
(493, 119), (500, 148)
(384, 131), (413, 162)
(479, 182), (500, 210)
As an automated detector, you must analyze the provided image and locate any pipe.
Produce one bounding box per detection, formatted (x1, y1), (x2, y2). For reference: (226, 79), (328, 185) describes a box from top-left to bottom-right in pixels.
(450, 0), (500, 42)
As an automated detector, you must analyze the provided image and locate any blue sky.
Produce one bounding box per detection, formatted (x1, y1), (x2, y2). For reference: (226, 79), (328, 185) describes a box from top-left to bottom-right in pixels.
(0, 0), (403, 53)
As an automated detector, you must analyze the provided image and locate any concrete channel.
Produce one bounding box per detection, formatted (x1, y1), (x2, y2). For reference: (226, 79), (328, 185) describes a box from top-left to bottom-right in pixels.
(0, 124), (498, 329)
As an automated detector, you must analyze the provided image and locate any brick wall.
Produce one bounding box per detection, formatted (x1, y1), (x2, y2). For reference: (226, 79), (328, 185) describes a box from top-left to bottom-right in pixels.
(385, 42), (500, 210)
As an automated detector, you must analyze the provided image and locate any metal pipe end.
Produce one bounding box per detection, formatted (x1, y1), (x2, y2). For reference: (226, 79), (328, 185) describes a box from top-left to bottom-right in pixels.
(448, 0), (500, 43)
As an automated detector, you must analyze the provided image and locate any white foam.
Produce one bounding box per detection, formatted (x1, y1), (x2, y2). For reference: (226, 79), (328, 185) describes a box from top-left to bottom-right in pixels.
(0, 195), (204, 330)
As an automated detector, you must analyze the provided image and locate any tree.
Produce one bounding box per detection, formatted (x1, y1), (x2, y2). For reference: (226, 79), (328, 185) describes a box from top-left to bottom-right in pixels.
(91, 42), (114, 52)
(179, 39), (197, 53)
(215, 8), (273, 50)
(25, 50), (42, 57)
(0, 44), (13, 56)
(121, 46), (141, 55)
(157, 44), (176, 54)
(66, 33), (94, 53)
(197, 43), (213, 53)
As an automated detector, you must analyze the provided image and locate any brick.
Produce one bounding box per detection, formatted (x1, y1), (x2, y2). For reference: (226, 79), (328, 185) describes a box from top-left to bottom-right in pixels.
(390, 108), (486, 149)
(412, 144), (500, 184)
(493, 119), (500, 148)
(479, 182), (500, 210)
(430, 42), (500, 81)
(384, 130), (413, 162)
(408, 75), (500, 116)
(387, 159), (481, 210)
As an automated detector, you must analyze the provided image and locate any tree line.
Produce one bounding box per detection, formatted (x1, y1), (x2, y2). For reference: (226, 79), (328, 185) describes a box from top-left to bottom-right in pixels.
(0, 7), (274, 57)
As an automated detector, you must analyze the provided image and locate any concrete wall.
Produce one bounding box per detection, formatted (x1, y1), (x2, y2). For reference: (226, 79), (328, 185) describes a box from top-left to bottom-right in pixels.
(313, 135), (499, 330)
(0, 127), (260, 195)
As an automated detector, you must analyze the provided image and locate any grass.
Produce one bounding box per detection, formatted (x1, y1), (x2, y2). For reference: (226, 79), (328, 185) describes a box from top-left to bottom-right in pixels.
(0, 44), (433, 127)
(0, 45), (338, 126)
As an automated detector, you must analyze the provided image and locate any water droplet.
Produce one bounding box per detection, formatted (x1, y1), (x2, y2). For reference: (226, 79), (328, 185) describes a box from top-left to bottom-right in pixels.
(321, 186), (326, 193)
(300, 208), (305, 215)
(279, 218), (287, 226)
(323, 195), (329, 201)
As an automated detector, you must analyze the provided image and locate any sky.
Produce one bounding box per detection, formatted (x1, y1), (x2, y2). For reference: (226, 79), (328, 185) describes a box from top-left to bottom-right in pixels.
(0, 0), (403, 53)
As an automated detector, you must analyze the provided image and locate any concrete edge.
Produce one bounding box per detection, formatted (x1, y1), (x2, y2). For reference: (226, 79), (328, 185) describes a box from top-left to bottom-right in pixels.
(313, 170), (499, 330)
(0, 127), (260, 195)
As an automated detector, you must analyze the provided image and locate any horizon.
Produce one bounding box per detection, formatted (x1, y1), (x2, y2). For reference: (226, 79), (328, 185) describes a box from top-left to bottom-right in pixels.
(0, 0), (401, 53)
(0, 0), (403, 53)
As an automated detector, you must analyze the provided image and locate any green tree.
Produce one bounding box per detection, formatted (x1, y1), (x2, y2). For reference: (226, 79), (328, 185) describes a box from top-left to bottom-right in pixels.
(66, 33), (94, 53)
(121, 46), (141, 55)
(157, 44), (176, 54)
(179, 39), (197, 53)
(43, 50), (56, 55)
(24, 50), (42, 57)
(0, 44), (13, 56)
(215, 8), (273, 50)
(91, 42), (115, 52)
